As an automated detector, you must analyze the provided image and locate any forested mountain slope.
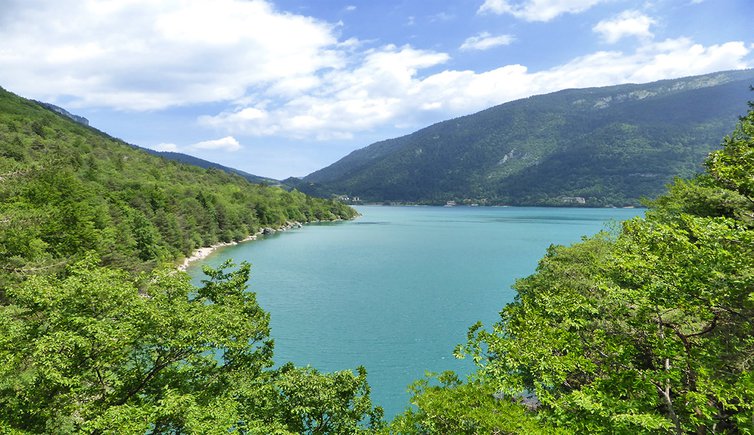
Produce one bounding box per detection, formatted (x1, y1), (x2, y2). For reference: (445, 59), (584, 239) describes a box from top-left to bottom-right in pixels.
(299, 69), (754, 206)
(144, 149), (279, 185)
(33, 100), (278, 186)
(0, 87), (382, 432)
(0, 86), (356, 280)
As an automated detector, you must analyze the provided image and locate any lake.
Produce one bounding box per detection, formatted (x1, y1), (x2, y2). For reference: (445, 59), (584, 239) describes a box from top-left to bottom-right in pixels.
(187, 205), (642, 418)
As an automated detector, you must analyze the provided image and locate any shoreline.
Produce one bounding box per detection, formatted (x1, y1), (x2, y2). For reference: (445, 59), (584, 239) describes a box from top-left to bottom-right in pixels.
(177, 219), (332, 271)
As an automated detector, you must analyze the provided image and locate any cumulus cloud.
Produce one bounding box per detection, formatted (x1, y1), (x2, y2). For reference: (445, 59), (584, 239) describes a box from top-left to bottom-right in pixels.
(534, 39), (749, 88)
(460, 32), (515, 51)
(191, 136), (242, 152)
(200, 45), (451, 140)
(200, 37), (751, 139)
(1, 0), (751, 144)
(477, 0), (607, 21)
(594, 10), (656, 43)
(0, 0), (342, 110)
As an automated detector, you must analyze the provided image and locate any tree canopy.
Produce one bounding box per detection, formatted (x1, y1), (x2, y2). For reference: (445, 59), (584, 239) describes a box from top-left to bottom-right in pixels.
(0, 88), (378, 433)
(391, 103), (754, 433)
(0, 258), (382, 433)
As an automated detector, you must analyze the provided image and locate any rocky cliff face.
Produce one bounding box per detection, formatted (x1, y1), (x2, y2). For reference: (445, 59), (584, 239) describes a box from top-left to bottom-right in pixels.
(35, 101), (89, 126)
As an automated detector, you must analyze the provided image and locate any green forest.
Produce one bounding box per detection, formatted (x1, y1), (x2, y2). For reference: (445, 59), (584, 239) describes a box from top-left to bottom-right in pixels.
(1, 83), (753, 433)
(0, 86), (357, 280)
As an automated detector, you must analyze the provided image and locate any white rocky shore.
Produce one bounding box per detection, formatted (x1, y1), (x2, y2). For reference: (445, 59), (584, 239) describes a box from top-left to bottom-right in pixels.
(177, 221), (304, 271)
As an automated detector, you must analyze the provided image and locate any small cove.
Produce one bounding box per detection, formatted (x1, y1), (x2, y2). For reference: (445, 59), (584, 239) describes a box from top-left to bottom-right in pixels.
(187, 205), (643, 418)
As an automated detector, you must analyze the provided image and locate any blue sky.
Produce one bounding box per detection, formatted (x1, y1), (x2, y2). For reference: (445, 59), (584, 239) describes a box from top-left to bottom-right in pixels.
(1, 0), (752, 179)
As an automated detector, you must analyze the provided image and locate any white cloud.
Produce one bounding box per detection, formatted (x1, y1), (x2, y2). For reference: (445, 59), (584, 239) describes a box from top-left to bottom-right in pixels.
(533, 39), (749, 88)
(153, 142), (179, 152)
(477, 0), (607, 21)
(201, 38), (751, 139)
(629, 39), (749, 83)
(191, 136), (242, 152)
(1, 0), (751, 145)
(344, 5), (356, 12)
(594, 10), (656, 43)
(0, 0), (342, 110)
(460, 32), (515, 51)
(200, 45), (451, 140)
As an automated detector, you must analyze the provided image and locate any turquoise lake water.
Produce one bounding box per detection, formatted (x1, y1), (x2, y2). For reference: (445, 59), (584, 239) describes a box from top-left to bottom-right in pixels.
(187, 205), (642, 418)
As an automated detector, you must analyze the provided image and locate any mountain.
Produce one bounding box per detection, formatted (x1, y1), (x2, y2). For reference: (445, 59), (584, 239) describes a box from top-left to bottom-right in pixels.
(35, 101), (90, 126)
(297, 69), (754, 206)
(143, 150), (279, 185)
(0, 85), (356, 278)
(34, 99), (278, 185)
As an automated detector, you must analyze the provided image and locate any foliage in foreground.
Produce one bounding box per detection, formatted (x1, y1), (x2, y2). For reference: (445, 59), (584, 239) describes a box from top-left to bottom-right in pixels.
(387, 372), (564, 434)
(0, 258), (382, 433)
(0, 88), (377, 432)
(392, 104), (754, 433)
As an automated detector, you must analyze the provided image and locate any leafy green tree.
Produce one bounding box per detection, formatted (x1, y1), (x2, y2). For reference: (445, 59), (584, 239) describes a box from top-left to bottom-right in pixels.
(706, 102), (754, 201)
(388, 372), (564, 434)
(0, 258), (382, 433)
(241, 364), (384, 434)
(0, 258), (268, 432)
(418, 103), (754, 433)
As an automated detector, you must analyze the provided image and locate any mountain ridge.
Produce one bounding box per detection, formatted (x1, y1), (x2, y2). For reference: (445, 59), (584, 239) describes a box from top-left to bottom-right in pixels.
(0, 84), (356, 276)
(142, 149), (279, 185)
(30, 96), (278, 186)
(295, 69), (754, 206)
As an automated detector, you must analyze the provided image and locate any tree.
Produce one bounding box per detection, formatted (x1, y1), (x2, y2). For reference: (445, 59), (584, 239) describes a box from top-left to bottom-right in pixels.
(442, 103), (754, 433)
(0, 258), (381, 433)
(387, 372), (563, 434)
(247, 364), (383, 434)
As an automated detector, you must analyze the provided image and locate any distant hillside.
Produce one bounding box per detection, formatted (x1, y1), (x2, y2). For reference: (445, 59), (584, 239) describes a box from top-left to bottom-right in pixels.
(33, 100), (278, 185)
(144, 150), (279, 185)
(35, 101), (91, 126)
(297, 69), (754, 206)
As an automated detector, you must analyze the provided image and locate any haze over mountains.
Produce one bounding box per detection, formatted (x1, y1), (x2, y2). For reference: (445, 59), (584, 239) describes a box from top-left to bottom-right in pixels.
(289, 69), (754, 206)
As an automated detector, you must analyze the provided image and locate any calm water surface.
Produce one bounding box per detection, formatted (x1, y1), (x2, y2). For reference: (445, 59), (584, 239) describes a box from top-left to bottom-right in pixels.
(187, 206), (642, 418)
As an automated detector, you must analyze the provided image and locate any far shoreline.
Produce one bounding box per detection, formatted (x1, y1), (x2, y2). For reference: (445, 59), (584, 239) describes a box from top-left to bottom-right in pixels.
(177, 217), (353, 271)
